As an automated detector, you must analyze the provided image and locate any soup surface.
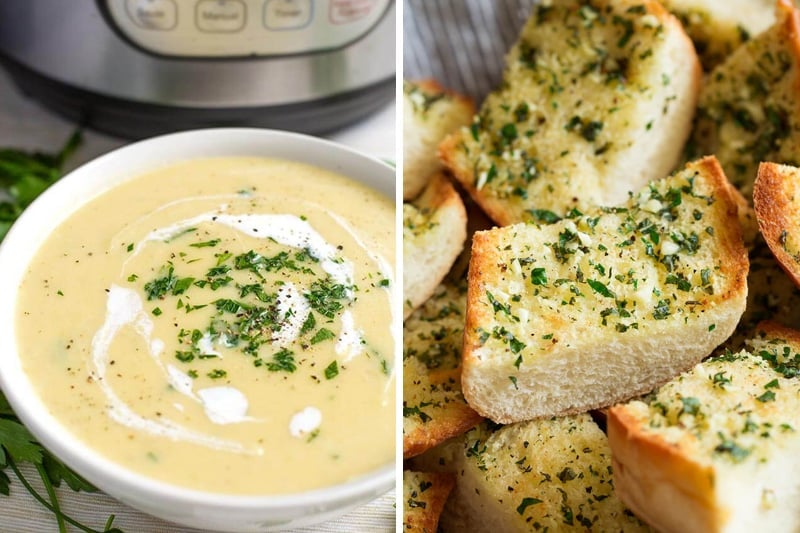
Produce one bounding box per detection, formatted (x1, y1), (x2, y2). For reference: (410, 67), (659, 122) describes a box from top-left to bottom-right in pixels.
(15, 157), (395, 494)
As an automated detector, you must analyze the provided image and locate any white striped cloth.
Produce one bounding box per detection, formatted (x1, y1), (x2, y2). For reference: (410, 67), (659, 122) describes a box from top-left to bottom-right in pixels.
(403, 0), (536, 102)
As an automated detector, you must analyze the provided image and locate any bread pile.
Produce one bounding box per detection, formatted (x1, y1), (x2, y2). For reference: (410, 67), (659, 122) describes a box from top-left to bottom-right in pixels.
(402, 0), (800, 531)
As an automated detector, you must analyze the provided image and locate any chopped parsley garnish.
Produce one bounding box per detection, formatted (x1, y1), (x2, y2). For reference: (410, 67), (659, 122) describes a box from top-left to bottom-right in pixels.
(189, 239), (220, 248)
(311, 328), (336, 345)
(305, 277), (350, 319)
(531, 267), (547, 286)
(324, 361), (339, 380)
(516, 497), (543, 515)
(756, 390), (776, 403)
(266, 349), (296, 373)
(143, 264), (177, 300)
(587, 279), (614, 298)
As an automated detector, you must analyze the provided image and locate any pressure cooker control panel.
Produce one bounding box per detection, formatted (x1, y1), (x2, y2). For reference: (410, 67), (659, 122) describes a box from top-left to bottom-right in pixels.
(104, 0), (390, 57)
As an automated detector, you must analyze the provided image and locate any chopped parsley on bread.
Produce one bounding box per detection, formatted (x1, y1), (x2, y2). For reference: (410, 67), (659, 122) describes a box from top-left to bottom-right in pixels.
(403, 173), (468, 319)
(404, 279), (483, 458)
(410, 415), (652, 532)
(462, 157), (748, 423)
(608, 321), (800, 533)
(403, 471), (456, 533)
(404, 80), (474, 200)
(661, 0), (780, 70)
(439, 0), (700, 226)
(689, 0), (800, 197)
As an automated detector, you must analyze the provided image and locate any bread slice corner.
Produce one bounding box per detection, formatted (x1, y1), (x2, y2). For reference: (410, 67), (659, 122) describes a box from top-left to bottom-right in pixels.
(403, 470), (456, 533)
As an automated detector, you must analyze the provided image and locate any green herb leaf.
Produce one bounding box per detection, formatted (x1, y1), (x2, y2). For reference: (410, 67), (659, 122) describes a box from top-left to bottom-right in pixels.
(324, 361), (339, 380)
(311, 328), (336, 345)
(587, 279), (615, 298)
(531, 267), (547, 286)
(266, 349), (297, 373)
(516, 497), (543, 515)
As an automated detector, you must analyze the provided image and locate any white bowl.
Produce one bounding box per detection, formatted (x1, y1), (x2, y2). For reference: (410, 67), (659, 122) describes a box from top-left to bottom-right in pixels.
(0, 129), (396, 532)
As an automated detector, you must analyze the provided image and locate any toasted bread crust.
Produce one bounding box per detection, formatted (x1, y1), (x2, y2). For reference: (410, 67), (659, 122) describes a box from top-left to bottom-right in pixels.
(403, 279), (483, 459)
(403, 368), (484, 459)
(404, 80), (474, 201)
(753, 162), (800, 288)
(403, 470), (456, 533)
(608, 405), (720, 533)
(461, 157), (747, 423)
(609, 320), (800, 532)
(413, 79), (474, 109)
(403, 173), (468, 319)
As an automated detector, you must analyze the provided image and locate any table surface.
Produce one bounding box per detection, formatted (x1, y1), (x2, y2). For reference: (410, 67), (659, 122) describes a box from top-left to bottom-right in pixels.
(0, 68), (397, 532)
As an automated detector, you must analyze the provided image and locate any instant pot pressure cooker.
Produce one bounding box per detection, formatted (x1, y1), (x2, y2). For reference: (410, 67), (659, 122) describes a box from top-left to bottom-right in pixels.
(0, 0), (395, 138)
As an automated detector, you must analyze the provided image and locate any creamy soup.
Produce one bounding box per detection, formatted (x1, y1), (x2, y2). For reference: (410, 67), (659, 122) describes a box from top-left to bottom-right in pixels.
(15, 157), (395, 494)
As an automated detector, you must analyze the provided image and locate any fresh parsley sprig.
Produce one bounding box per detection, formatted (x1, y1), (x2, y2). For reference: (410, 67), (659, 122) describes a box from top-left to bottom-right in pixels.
(0, 131), (81, 241)
(0, 132), (124, 532)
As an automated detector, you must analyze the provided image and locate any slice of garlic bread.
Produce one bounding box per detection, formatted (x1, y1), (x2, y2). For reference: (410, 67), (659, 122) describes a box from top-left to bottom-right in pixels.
(403, 173), (468, 319)
(608, 321), (800, 533)
(661, 0), (780, 70)
(754, 161), (800, 288)
(462, 157), (748, 423)
(404, 80), (474, 200)
(410, 415), (652, 532)
(439, 0), (700, 226)
(403, 470), (456, 533)
(689, 0), (800, 197)
(724, 235), (800, 350)
(404, 279), (483, 459)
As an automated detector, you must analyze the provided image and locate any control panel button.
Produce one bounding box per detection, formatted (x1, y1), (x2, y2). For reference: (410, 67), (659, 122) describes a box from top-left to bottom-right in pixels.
(330, 0), (375, 24)
(196, 0), (246, 33)
(263, 0), (312, 30)
(125, 0), (177, 31)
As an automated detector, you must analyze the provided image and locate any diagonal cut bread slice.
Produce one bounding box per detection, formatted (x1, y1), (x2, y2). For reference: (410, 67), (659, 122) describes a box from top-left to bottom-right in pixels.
(409, 415), (652, 532)
(462, 156), (748, 423)
(403, 278), (483, 459)
(753, 161), (800, 288)
(404, 80), (474, 201)
(608, 321), (800, 533)
(403, 173), (468, 319)
(661, 0), (782, 70)
(402, 470), (456, 533)
(439, 0), (700, 226)
(689, 0), (800, 198)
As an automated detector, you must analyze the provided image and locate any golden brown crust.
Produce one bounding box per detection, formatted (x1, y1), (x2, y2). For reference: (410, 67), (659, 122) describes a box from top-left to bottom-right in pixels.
(412, 79), (475, 115)
(753, 162), (800, 289)
(692, 157), (750, 302)
(402, 369), (484, 459)
(778, 0), (800, 61)
(403, 471), (456, 533)
(754, 319), (800, 344)
(403, 172), (469, 318)
(460, 229), (497, 418)
(437, 134), (513, 227)
(607, 405), (721, 533)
